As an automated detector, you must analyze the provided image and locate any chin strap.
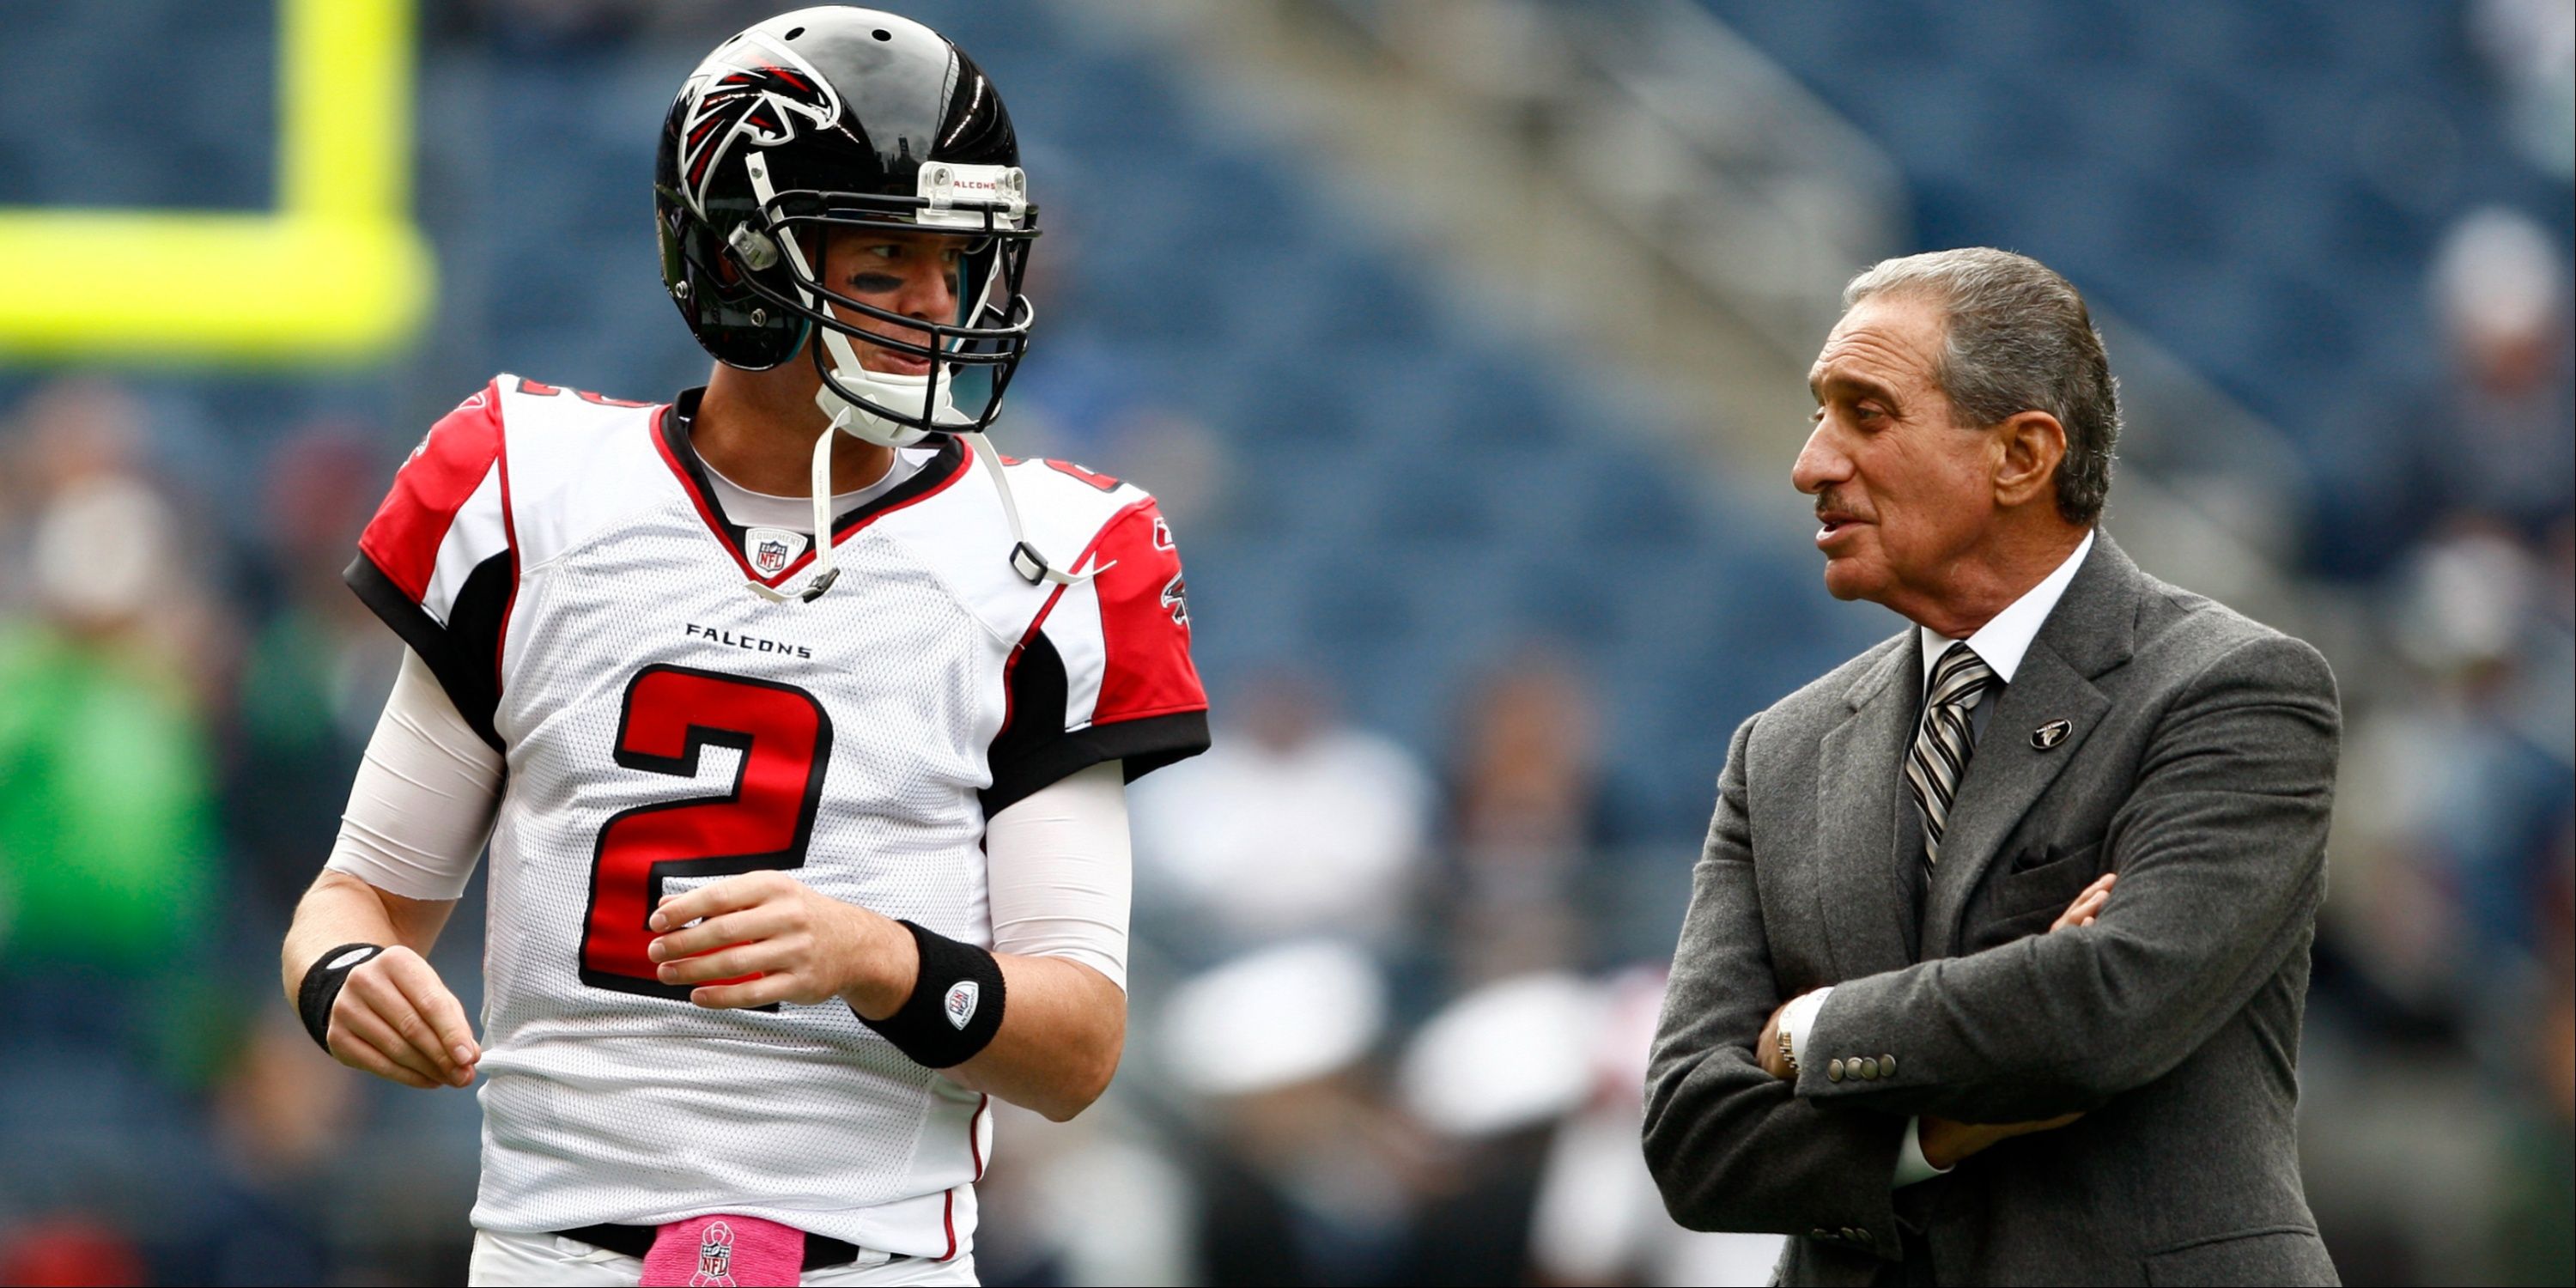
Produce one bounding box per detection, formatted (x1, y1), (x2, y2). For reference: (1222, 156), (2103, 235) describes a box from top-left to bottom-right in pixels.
(798, 425), (843, 601)
(968, 431), (1097, 588)
(738, 428), (843, 605)
(744, 430), (1090, 605)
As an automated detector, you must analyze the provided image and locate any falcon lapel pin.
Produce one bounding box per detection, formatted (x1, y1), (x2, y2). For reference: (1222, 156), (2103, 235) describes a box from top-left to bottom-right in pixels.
(2031, 719), (2072, 750)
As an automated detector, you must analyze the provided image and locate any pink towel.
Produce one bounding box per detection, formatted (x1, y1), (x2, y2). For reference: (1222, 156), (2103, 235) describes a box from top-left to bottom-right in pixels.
(639, 1214), (805, 1287)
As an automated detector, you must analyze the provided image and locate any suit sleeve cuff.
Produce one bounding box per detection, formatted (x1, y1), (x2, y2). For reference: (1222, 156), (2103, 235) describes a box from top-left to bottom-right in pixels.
(1893, 1116), (1949, 1188)
(1782, 985), (1833, 1071)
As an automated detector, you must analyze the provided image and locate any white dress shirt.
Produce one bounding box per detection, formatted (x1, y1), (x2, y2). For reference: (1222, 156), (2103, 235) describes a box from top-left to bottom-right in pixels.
(1784, 529), (2096, 1187)
(1916, 527), (2097, 721)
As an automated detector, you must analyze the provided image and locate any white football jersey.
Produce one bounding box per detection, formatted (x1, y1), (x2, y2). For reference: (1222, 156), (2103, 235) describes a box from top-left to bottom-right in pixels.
(344, 376), (1207, 1261)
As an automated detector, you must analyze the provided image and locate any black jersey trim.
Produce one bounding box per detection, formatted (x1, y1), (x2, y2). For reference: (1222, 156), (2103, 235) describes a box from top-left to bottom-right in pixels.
(981, 708), (1212, 817)
(987, 629), (1072, 802)
(345, 550), (509, 750)
(659, 386), (968, 557)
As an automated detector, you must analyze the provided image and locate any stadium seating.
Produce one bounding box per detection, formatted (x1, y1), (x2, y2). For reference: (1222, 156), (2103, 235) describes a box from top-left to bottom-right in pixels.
(1708, 0), (2576, 457)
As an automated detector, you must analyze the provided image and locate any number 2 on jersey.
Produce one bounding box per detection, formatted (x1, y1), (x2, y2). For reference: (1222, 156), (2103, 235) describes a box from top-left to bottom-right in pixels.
(581, 665), (833, 999)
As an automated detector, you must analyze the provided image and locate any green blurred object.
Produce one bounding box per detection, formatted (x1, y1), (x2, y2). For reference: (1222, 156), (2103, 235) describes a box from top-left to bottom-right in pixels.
(2498, 1104), (2576, 1286)
(0, 623), (215, 969)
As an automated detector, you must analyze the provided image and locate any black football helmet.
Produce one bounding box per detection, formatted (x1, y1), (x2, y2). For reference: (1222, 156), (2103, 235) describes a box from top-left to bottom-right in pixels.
(654, 7), (1036, 447)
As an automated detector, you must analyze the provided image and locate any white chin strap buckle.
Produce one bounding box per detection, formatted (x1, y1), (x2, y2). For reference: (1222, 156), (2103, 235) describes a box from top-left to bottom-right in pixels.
(1009, 542), (1053, 584)
(973, 433), (1095, 588)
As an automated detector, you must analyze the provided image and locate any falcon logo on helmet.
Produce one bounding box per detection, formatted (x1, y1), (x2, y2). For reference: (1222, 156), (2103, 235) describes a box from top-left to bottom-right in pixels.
(674, 33), (842, 216)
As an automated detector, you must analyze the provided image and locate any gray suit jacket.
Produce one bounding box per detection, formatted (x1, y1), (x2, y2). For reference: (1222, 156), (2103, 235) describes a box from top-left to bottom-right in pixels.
(1643, 535), (2341, 1286)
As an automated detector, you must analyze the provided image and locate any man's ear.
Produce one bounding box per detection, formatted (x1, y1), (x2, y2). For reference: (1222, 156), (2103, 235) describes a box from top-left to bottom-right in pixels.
(1994, 410), (2067, 509)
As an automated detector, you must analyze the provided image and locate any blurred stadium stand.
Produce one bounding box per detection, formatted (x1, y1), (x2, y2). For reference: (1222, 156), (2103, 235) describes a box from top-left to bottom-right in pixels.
(0, 2), (2567, 1285)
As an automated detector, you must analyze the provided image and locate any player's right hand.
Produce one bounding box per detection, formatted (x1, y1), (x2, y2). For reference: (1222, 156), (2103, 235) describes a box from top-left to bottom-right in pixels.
(326, 945), (481, 1089)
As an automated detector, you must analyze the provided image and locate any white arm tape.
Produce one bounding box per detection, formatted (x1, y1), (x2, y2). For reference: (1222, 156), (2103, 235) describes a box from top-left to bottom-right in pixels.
(325, 648), (505, 901)
(986, 761), (1133, 993)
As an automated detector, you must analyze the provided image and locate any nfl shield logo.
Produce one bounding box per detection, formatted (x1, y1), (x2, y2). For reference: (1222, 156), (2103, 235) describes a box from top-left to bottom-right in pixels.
(694, 1220), (736, 1286)
(744, 526), (807, 578)
(945, 981), (981, 1030)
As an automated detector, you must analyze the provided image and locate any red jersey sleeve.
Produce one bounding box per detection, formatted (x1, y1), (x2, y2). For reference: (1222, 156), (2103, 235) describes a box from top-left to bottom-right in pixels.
(1086, 500), (1207, 725)
(982, 498), (1211, 815)
(343, 380), (514, 746)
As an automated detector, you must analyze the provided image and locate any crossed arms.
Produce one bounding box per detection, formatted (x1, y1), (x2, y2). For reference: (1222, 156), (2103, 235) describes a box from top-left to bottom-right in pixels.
(1642, 632), (2338, 1240)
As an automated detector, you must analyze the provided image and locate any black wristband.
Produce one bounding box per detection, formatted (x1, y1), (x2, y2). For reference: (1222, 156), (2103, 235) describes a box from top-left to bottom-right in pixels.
(298, 943), (387, 1053)
(858, 921), (1006, 1069)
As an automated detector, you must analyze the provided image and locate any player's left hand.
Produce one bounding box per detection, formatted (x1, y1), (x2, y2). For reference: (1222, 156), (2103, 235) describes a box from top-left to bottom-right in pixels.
(646, 871), (919, 1011)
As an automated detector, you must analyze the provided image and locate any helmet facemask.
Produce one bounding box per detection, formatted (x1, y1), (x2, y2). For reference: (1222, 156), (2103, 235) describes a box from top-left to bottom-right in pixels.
(738, 150), (1036, 451)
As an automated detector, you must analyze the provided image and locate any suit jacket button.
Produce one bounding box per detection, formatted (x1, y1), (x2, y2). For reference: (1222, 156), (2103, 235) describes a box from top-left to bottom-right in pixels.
(1856, 1056), (1880, 1080)
(1842, 1227), (1862, 1242)
(1810, 1228), (1832, 1241)
(1853, 1227), (1871, 1241)
(1826, 1058), (1844, 1082)
(1881, 1054), (1897, 1078)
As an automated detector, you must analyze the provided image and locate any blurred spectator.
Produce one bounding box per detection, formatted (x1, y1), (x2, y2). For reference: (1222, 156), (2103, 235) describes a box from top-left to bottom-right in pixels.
(2308, 504), (2573, 1281)
(1130, 671), (1432, 961)
(2325, 207), (2575, 577)
(973, 1097), (1198, 1287)
(2334, 519), (2575, 1016)
(2402, 520), (2574, 1011)
(1393, 971), (1597, 1285)
(1438, 650), (1604, 987)
(164, 1011), (361, 1285)
(0, 1216), (150, 1288)
(1528, 969), (1786, 1286)
(0, 379), (146, 614)
(2494, 814), (2574, 1285)
(222, 427), (405, 926)
(2421, 210), (2576, 530)
(0, 471), (216, 981)
(2473, 0), (2576, 179)
(1158, 941), (1415, 1285)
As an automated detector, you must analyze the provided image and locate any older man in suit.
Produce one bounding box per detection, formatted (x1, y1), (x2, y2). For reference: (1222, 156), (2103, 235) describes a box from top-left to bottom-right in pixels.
(1643, 248), (2341, 1285)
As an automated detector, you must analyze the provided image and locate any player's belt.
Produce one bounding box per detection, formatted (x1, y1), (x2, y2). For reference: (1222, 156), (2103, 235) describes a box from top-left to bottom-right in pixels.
(553, 1223), (902, 1270)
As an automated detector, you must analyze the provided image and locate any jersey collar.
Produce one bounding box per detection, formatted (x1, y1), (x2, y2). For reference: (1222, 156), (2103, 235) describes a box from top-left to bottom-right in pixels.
(653, 388), (970, 590)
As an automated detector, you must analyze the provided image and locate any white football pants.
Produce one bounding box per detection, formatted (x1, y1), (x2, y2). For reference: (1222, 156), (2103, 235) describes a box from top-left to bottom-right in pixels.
(467, 1230), (978, 1286)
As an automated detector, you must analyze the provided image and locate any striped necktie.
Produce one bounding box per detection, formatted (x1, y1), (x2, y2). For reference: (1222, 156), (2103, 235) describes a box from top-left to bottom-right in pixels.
(1906, 641), (1997, 870)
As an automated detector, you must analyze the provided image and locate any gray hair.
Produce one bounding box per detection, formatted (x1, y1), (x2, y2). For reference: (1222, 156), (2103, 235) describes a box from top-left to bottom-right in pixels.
(1842, 248), (2119, 526)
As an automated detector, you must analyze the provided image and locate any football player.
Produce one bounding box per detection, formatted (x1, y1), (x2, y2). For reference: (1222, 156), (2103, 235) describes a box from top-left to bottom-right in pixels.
(276, 9), (1208, 1285)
